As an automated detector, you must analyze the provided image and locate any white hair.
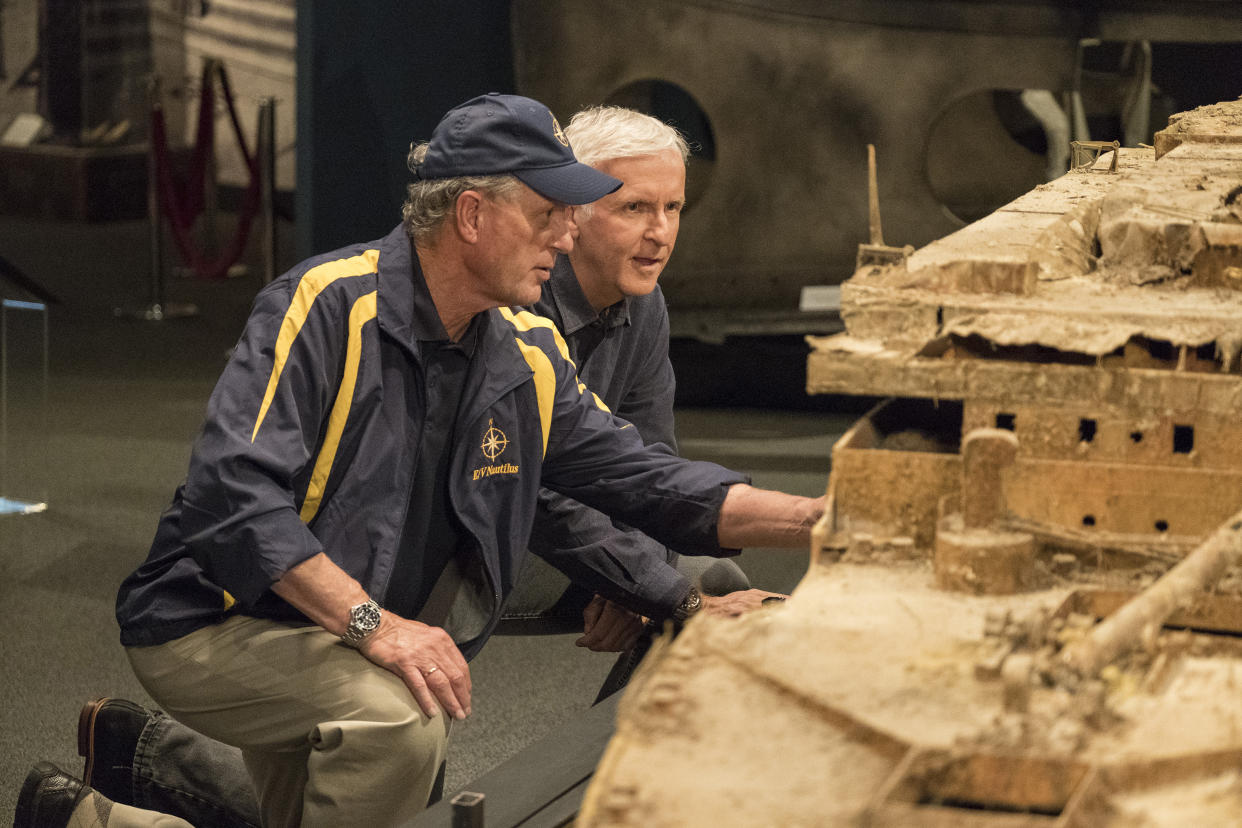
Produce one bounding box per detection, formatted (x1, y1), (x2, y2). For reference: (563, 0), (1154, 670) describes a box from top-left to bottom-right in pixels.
(567, 107), (688, 219)
(566, 106), (689, 166)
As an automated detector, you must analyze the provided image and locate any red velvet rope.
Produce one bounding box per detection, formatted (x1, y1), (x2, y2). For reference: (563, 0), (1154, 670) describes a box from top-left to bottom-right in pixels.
(150, 62), (263, 281)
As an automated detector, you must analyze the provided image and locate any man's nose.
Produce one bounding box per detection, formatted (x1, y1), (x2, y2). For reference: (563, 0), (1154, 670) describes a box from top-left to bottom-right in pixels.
(646, 211), (675, 244)
(551, 208), (575, 253)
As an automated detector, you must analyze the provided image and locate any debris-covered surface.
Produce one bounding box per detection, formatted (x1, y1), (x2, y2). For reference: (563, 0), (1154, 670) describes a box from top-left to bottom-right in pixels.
(807, 96), (1242, 549)
(578, 98), (1242, 826)
(1154, 98), (1242, 159)
(579, 557), (1242, 826)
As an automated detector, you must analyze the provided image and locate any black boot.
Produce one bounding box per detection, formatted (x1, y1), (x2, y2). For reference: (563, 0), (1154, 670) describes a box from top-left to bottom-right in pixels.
(13, 762), (92, 828)
(77, 698), (154, 806)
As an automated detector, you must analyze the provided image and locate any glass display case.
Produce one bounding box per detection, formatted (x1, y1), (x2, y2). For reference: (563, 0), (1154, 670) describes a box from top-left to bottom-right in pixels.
(1, 297), (49, 515)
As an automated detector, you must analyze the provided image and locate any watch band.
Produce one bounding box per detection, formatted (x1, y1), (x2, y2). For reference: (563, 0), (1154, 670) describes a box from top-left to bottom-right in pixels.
(341, 599), (382, 648)
(671, 586), (702, 623)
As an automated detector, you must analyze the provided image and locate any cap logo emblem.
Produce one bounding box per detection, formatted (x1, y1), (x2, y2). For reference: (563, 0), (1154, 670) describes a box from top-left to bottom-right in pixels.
(551, 116), (569, 147)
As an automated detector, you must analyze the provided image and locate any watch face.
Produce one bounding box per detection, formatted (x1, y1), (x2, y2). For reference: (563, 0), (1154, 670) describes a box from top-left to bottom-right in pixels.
(352, 602), (381, 631)
(674, 587), (702, 621)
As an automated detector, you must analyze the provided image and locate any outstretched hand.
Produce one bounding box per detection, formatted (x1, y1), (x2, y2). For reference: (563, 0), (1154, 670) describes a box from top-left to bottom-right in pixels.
(700, 588), (788, 617)
(360, 615), (472, 720)
(576, 595), (645, 652)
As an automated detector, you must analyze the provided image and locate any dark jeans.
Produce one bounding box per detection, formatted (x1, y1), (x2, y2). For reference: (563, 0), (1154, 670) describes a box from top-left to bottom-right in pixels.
(131, 710), (259, 828)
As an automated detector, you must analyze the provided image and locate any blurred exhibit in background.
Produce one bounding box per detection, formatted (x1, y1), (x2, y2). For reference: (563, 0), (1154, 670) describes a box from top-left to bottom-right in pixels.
(1, 0), (1240, 345)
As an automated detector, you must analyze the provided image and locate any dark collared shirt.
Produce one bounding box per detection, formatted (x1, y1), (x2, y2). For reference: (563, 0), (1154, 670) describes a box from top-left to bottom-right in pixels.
(523, 256), (693, 616)
(385, 295), (480, 619)
(536, 257), (677, 450)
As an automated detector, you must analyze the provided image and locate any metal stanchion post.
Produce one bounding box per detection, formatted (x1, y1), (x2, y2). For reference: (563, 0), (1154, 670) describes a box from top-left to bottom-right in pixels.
(119, 75), (198, 321)
(146, 76), (165, 312)
(195, 59), (247, 281)
(258, 96), (277, 285)
(450, 791), (484, 828)
(202, 62), (221, 269)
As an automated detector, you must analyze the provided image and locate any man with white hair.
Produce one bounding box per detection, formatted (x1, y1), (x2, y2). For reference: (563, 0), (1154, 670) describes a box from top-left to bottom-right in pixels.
(507, 105), (774, 654)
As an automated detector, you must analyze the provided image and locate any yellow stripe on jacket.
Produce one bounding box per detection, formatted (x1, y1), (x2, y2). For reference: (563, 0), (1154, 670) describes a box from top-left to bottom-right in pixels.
(300, 291), (378, 523)
(252, 249), (380, 442)
(500, 307), (612, 414)
(512, 338), (555, 457)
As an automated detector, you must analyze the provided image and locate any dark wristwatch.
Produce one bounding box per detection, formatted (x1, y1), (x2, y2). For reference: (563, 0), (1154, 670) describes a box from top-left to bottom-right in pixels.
(341, 599), (382, 648)
(671, 586), (703, 623)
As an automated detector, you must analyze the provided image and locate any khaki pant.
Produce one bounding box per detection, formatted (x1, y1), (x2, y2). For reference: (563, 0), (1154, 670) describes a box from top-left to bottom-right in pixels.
(127, 616), (450, 827)
(65, 799), (192, 828)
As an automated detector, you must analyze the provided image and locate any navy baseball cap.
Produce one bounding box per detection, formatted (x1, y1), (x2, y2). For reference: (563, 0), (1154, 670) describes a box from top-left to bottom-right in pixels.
(414, 93), (621, 205)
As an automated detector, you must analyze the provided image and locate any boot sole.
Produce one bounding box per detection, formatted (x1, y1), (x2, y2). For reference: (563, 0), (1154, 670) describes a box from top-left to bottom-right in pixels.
(77, 697), (108, 785)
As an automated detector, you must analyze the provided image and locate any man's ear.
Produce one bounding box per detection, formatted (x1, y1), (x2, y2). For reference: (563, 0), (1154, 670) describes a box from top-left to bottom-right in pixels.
(455, 190), (485, 243)
(568, 207), (582, 240)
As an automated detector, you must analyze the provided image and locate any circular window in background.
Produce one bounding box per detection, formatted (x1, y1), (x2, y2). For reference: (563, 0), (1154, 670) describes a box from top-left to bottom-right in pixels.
(603, 80), (715, 210)
(924, 89), (1055, 225)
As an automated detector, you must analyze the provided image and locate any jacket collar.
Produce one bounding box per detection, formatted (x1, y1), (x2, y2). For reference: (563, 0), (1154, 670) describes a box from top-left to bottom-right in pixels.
(545, 255), (631, 335)
(374, 224), (422, 356)
(373, 224), (530, 385)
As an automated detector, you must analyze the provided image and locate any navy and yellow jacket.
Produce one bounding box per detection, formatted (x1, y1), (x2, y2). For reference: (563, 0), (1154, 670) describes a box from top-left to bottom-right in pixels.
(116, 225), (744, 658)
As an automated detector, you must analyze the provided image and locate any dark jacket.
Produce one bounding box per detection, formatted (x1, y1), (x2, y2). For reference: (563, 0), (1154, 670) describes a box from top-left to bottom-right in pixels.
(524, 260), (698, 616)
(116, 226), (744, 658)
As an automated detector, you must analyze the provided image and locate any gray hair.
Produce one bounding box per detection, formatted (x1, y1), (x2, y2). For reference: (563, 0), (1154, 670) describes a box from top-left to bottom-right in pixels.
(566, 107), (688, 220)
(565, 106), (690, 167)
(402, 142), (522, 243)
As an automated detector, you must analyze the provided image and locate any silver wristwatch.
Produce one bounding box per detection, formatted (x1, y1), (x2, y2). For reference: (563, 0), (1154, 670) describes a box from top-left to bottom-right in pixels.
(671, 586), (703, 623)
(341, 599), (382, 648)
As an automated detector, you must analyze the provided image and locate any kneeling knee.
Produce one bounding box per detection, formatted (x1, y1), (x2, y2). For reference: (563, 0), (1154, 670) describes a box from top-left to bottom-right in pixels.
(699, 559), (751, 595)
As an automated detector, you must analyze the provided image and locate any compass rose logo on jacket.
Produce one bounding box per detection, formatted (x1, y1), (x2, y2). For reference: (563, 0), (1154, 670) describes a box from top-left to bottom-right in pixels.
(473, 419), (519, 481)
(481, 419), (509, 461)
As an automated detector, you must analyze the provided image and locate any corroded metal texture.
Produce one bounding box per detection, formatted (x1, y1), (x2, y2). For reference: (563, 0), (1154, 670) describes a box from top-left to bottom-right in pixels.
(809, 98), (1242, 546)
(579, 96), (1242, 826)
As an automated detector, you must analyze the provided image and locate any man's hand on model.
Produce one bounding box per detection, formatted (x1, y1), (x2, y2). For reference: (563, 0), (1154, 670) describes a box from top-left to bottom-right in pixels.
(700, 588), (788, 617)
(360, 614), (473, 721)
(576, 595), (645, 652)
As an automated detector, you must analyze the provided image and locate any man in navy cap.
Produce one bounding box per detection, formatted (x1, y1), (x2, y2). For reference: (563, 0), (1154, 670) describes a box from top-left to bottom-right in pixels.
(16, 94), (822, 828)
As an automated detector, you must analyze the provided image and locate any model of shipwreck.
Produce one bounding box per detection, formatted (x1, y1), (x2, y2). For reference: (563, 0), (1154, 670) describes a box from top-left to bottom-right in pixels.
(577, 97), (1242, 826)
